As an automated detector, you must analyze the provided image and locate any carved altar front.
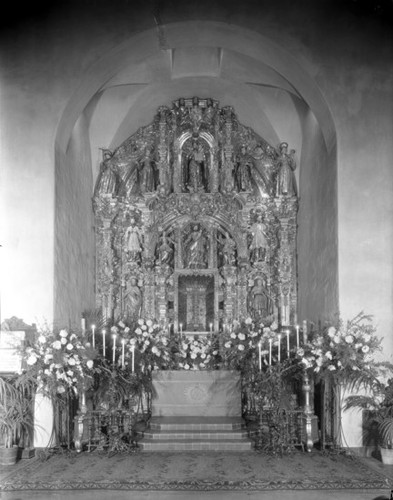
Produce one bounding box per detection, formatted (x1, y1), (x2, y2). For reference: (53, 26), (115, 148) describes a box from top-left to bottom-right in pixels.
(93, 97), (298, 333)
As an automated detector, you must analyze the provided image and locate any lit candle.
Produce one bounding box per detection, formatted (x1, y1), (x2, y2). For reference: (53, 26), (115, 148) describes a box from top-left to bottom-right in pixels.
(269, 338), (272, 365)
(112, 334), (116, 365)
(296, 325), (300, 348)
(209, 323), (213, 333)
(286, 329), (290, 358)
(121, 339), (125, 368)
(102, 329), (106, 357)
(302, 320), (308, 343)
(131, 344), (135, 373)
(91, 324), (96, 349)
(258, 341), (262, 371)
(277, 334), (281, 363)
(81, 317), (86, 334)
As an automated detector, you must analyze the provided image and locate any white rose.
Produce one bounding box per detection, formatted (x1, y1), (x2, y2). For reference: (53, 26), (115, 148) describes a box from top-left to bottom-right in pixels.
(363, 334), (371, 342)
(52, 340), (61, 349)
(57, 385), (66, 394)
(60, 337), (67, 345)
(184, 363), (190, 370)
(44, 369), (51, 375)
(59, 330), (68, 337)
(327, 327), (336, 338)
(66, 343), (73, 350)
(135, 328), (142, 335)
(328, 365), (336, 371)
(345, 335), (354, 344)
(142, 324), (147, 330)
(67, 370), (74, 376)
(245, 317), (252, 325)
(118, 321), (125, 328)
(325, 351), (332, 360)
(190, 353), (197, 359)
(26, 354), (38, 365)
(124, 327), (130, 333)
(148, 327), (154, 333)
(146, 319), (153, 327)
(137, 319), (144, 326)
(38, 335), (46, 344)
(333, 336), (341, 344)
(111, 326), (118, 333)
(238, 344), (245, 351)
(86, 359), (94, 369)
(230, 333), (236, 339)
(224, 341), (231, 348)
(68, 357), (76, 366)
(238, 333), (246, 340)
(362, 345), (370, 353)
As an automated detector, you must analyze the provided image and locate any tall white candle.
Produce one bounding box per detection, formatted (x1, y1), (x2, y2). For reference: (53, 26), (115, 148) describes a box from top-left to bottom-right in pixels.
(277, 334), (281, 363)
(209, 323), (213, 333)
(92, 324), (96, 349)
(81, 317), (86, 334)
(303, 320), (308, 343)
(131, 345), (135, 373)
(286, 329), (290, 358)
(112, 334), (116, 365)
(295, 325), (300, 348)
(269, 338), (272, 365)
(258, 341), (262, 371)
(102, 329), (106, 357)
(180, 323), (183, 337)
(121, 339), (125, 368)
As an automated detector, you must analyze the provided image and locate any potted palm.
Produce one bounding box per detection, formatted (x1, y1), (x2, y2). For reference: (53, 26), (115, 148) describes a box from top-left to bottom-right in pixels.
(345, 376), (393, 464)
(0, 376), (34, 465)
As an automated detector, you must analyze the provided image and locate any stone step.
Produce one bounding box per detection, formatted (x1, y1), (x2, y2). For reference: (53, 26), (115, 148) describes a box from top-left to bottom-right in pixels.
(142, 429), (249, 440)
(149, 416), (244, 431)
(139, 438), (253, 451)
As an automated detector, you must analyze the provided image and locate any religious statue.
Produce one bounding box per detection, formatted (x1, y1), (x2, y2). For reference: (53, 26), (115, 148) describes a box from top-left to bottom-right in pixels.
(125, 217), (143, 262)
(157, 231), (175, 267)
(183, 225), (208, 269)
(248, 278), (274, 320)
(94, 149), (119, 196)
(185, 142), (206, 192)
(139, 151), (157, 193)
(218, 232), (236, 267)
(235, 146), (253, 192)
(249, 215), (268, 263)
(276, 142), (297, 196)
(123, 277), (142, 322)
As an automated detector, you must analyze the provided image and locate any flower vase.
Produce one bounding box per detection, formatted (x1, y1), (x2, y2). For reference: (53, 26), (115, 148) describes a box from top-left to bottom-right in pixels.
(33, 384), (55, 448)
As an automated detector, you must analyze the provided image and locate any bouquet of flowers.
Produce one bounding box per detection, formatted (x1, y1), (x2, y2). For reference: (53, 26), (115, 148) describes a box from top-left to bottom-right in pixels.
(111, 318), (174, 372)
(297, 312), (382, 384)
(20, 327), (97, 398)
(222, 317), (278, 371)
(177, 335), (216, 370)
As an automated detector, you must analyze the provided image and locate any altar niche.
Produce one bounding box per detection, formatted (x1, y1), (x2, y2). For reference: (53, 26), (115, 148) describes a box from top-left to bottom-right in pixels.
(93, 97), (299, 332)
(175, 272), (218, 334)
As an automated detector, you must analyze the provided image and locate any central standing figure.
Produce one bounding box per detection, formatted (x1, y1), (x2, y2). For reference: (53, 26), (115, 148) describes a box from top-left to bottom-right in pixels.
(183, 225), (209, 269)
(185, 141), (207, 192)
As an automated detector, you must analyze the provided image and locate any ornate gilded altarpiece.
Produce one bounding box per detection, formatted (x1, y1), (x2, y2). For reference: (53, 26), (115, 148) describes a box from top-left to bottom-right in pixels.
(93, 97), (298, 334)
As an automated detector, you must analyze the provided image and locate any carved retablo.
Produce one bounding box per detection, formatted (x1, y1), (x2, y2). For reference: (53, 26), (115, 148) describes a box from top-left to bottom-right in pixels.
(93, 97), (298, 332)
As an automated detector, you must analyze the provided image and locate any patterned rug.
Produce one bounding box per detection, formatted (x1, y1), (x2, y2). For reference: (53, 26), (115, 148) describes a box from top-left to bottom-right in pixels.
(1, 450), (392, 492)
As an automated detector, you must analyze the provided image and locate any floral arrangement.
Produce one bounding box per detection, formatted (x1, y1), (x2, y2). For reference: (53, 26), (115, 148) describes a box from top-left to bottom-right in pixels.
(20, 327), (97, 398)
(176, 335), (217, 370)
(222, 317), (278, 372)
(297, 312), (382, 383)
(110, 319), (174, 372)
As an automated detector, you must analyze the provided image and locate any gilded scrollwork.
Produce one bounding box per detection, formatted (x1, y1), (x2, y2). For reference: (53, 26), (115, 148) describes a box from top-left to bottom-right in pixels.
(93, 97), (298, 330)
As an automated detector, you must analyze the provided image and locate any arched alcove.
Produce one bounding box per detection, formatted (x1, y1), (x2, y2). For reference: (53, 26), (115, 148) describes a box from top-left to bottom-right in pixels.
(54, 21), (338, 327)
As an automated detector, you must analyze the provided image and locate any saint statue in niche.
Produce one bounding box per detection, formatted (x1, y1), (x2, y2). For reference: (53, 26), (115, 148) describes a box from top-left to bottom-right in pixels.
(138, 149), (158, 193)
(184, 141), (207, 192)
(125, 217), (143, 262)
(123, 277), (142, 322)
(248, 278), (274, 320)
(276, 142), (297, 196)
(217, 232), (237, 267)
(249, 214), (268, 263)
(95, 149), (119, 196)
(157, 230), (175, 267)
(234, 145), (253, 191)
(183, 225), (209, 269)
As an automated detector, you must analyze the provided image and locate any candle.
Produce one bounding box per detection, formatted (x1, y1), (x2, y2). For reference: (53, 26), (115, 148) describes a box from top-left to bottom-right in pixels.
(268, 338), (272, 365)
(131, 344), (135, 373)
(209, 323), (213, 333)
(286, 329), (290, 358)
(302, 320), (308, 343)
(121, 339), (125, 368)
(258, 341), (262, 371)
(112, 334), (116, 365)
(91, 324), (96, 349)
(277, 334), (281, 363)
(180, 323), (183, 337)
(102, 329), (106, 357)
(296, 325), (300, 348)
(81, 317), (86, 334)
